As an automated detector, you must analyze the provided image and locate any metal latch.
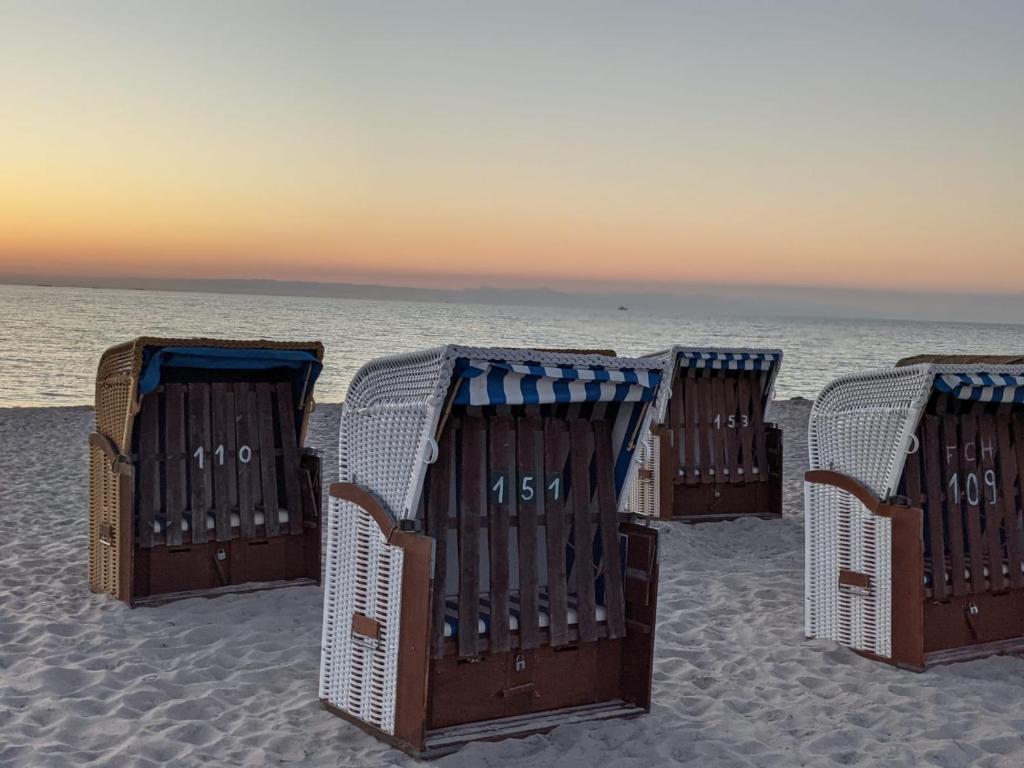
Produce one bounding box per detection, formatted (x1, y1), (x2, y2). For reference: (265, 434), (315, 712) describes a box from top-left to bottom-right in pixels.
(514, 653), (526, 673)
(98, 523), (114, 546)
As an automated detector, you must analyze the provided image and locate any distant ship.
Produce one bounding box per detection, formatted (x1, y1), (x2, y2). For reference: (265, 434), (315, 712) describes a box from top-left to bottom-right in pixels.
(618, 305), (629, 311)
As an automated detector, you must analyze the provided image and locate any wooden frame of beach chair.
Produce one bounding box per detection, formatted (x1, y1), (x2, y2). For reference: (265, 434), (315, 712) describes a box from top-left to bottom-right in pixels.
(319, 346), (667, 757)
(805, 356), (1024, 669)
(628, 347), (783, 522)
(88, 337), (324, 606)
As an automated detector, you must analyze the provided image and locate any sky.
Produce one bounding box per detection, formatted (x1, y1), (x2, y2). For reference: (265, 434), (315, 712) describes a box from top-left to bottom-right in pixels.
(1, 1), (1022, 295)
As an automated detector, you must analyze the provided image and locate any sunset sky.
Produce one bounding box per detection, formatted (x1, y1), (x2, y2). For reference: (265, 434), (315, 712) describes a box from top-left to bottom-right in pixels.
(1, 1), (1021, 293)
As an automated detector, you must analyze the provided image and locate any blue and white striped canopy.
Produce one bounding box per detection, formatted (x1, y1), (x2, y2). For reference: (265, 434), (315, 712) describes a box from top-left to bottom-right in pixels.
(450, 358), (662, 496)
(934, 373), (1024, 403)
(452, 359), (659, 407)
(679, 350), (780, 371)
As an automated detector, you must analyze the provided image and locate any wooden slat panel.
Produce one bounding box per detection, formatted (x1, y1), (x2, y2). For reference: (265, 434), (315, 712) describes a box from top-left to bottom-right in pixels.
(276, 383), (304, 535)
(515, 416), (542, 651)
(698, 375), (715, 485)
(487, 416), (514, 653)
(569, 419), (598, 643)
(722, 376), (740, 484)
(938, 416), (967, 595)
(1006, 416), (1024, 589)
(594, 422), (626, 639)
(737, 377), (755, 483)
(684, 371), (700, 485)
(749, 384), (770, 483)
(458, 417), (485, 658)
(137, 395), (160, 548)
(672, 371), (686, 478)
(979, 415), (1006, 592)
(187, 383), (212, 544)
(210, 383), (236, 541)
(164, 384), (187, 548)
(959, 414), (986, 591)
(255, 384), (280, 537)
(428, 422), (454, 659)
(543, 419), (571, 646)
(233, 383), (258, 539)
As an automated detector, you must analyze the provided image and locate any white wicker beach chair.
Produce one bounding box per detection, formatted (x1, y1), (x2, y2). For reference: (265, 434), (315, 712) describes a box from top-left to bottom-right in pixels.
(805, 355), (1024, 669)
(319, 346), (668, 756)
(627, 347), (783, 522)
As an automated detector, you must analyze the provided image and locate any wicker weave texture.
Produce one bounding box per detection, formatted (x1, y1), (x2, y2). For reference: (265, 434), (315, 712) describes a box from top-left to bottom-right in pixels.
(88, 444), (121, 595)
(320, 498), (404, 734)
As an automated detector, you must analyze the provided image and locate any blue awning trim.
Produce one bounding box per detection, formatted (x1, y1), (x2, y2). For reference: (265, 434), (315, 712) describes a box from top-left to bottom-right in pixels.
(678, 350), (780, 371)
(934, 373), (1024, 403)
(138, 346), (322, 403)
(451, 358), (661, 498)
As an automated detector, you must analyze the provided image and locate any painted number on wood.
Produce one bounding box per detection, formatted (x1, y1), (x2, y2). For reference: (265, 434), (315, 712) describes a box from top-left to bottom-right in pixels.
(948, 470), (997, 506)
(713, 414), (750, 429)
(491, 474), (506, 504)
(520, 475), (535, 502)
(194, 444), (252, 468)
(546, 475), (562, 501)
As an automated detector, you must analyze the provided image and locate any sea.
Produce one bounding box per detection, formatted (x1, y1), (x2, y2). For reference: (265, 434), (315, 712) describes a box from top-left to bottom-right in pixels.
(1, 282), (1022, 408)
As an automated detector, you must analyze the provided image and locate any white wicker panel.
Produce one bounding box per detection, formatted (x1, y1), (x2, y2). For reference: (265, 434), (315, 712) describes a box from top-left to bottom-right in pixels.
(319, 498), (404, 735)
(627, 431), (659, 518)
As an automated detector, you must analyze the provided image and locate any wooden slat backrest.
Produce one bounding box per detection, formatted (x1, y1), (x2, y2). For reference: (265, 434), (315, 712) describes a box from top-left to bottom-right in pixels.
(959, 413), (987, 589)
(137, 378), (307, 548)
(1008, 416), (1024, 589)
(918, 416), (948, 599)
(487, 416), (515, 653)
(569, 419), (598, 643)
(458, 417), (485, 659)
(428, 420), (454, 659)
(684, 372), (700, 485)
(940, 415), (969, 595)
(594, 422), (626, 639)
(979, 415), (1005, 592)
(516, 416), (543, 651)
(543, 418), (572, 646)
(748, 379), (770, 483)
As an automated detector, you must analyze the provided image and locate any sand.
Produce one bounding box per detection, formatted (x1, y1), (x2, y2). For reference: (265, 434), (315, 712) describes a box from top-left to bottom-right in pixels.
(2, 400), (1024, 766)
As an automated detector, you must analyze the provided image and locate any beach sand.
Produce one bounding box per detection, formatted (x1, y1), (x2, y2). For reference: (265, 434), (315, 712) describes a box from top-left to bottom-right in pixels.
(2, 400), (1024, 766)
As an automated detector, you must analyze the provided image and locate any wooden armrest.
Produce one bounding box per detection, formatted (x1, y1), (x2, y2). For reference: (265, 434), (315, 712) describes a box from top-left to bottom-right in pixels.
(89, 432), (131, 474)
(329, 482), (399, 541)
(805, 469), (884, 515)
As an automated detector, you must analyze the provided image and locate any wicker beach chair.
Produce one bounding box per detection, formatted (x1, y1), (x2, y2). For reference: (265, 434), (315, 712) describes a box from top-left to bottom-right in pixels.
(319, 346), (667, 757)
(628, 347), (783, 522)
(88, 337), (324, 606)
(805, 356), (1024, 669)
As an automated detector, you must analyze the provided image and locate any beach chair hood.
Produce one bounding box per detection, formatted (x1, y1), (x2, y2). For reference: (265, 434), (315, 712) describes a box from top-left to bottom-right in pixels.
(338, 345), (668, 521)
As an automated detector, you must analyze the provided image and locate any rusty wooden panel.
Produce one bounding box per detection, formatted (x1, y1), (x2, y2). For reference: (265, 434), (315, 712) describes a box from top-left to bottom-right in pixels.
(210, 383), (236, 542)
(487, 416), (514, 653)
(543, 418), (571, 646)
(749, 382), (769, 483)
(275, 383), (304, 535)
(164, 384), (187, 548)
(233, 383), (258, 539)
(255, 384), (280, 537)
(978, 415), (1006, 592)
(683, 371), (701, 485)
(697, 375), (715, 485)
(515, 416), (542, 650)
(959, 414), (986, 591)
(594, 422), (626, 639)
(569, 419), (598, 643)
(428, 422), (454, 659)
(737, 377), (755, 483)
(458, 417), (485, 658)
(137, 394), (160, 548)
(187, 383), (212, 545)
(938, 416), (967, 596)
(1003, 417), (1024, 589)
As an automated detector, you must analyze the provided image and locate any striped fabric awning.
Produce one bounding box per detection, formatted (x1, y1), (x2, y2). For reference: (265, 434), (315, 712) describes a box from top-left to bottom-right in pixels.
(934, 373), (1024, 403)
(678, 350), (780, 371)
(452, 359), (660, 407)
(450, 358), (662, 496)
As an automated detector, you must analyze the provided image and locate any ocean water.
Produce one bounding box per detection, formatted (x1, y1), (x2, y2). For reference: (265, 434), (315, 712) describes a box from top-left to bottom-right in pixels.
(1, 283), (1022, 407)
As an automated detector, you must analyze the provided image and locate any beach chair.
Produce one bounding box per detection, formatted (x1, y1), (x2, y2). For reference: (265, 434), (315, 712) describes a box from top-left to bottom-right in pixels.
(805, 355), (1024, 669)
(319, 346), (667, 757)
(628, 347), (783, 522)
(88, 337), (324, 606)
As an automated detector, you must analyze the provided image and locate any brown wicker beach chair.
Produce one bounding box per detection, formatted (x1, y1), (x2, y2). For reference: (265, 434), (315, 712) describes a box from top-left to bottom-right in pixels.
(89, 337), (324, 606)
